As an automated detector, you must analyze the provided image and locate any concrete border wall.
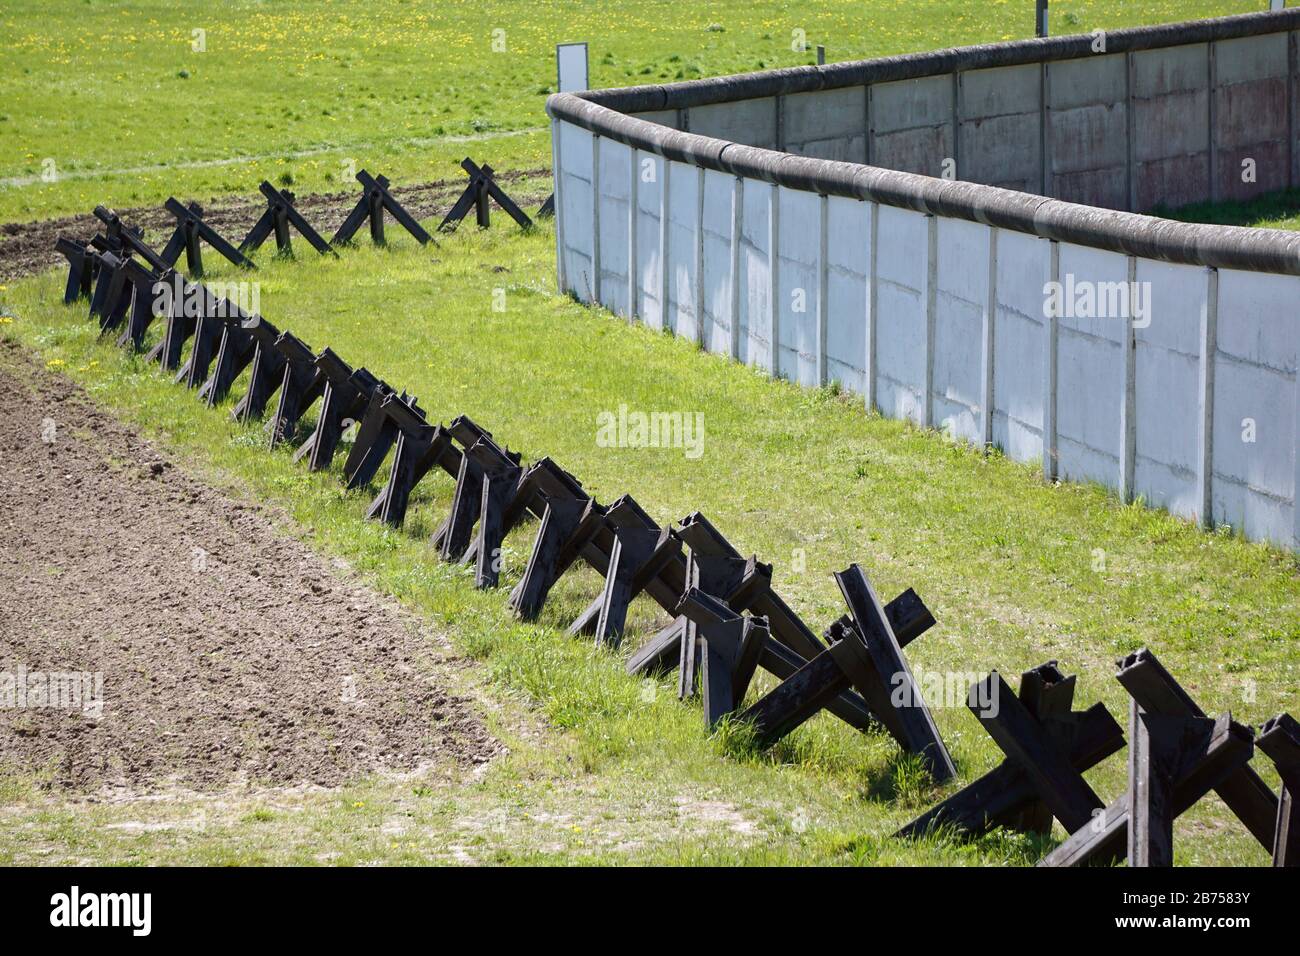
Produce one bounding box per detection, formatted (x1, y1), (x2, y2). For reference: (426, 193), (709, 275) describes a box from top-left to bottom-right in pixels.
(632, 28), (1296, 213)
(549, 12), (1300, 550)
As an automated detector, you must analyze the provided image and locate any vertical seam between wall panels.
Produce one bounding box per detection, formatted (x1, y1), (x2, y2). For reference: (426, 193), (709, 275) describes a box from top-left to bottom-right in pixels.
(591, 135), (602, 305)
(1121, 256), (1138, 502)
(1291, 32), (1299, 187)
(1044, 239), (1059, 481)
(1126, 51), (1138, 212)
(730, 177), (743, 362)
(817, 195), (829, 386)
(924, 215), (938, 428)
(628, 147), (638, 322)
(659, 158), (671, 333)
(865, 85), (874, 166)
(866, 201), (879, 412)
(769, 184), (781, 379)
(1293, 323), (1300, 549)
(775, 95), (785, 152)
(1041, 62), (1052, 197)
(695, 167), (705, 346)
(952, 72), (961, 182)
(981, 227), (998, 452)
(863, 84), (871, 164)
(552, 118), (566, 295)
(1197, 267), (1219, 529)
(1208, 41), (1219, 204)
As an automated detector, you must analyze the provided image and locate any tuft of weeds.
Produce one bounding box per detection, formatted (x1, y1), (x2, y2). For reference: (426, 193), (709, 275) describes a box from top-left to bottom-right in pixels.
(710, 713), (762, 762)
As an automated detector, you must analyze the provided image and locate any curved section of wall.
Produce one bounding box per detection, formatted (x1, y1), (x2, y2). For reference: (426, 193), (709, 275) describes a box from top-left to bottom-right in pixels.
(547, 11), (1300, 550)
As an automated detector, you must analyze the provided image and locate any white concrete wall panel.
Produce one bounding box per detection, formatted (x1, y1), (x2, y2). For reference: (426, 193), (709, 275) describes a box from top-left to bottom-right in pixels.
(1054, 243), (1128, 485)
(558, 123), (595, 301)
(1211, 269), (1298, 546)
(959, 64), (1042, 192)
(635, 154), (664, 328)
(932, 217), (990, 445)
(874, 205), (930, 423)
(701, 169), (737, 356)
(1046, 54), (1129, 209)
(739, 182), (774, 371)
(1132, 260), (1206, 518)
(665, 160), (701, 340)
(1214, 34), (1291, 201)
(825, 197), (872, 395)
(992, 231), (1051, 463)
(629, 109), (680, 129)
(1132, 43), (1212, 210)
(869, 75), (954, 177)
(596, 138), (632, 317)
(688, 97), (777, 147)
(776, 187), (822, 386)
(784, 86), (868, 160)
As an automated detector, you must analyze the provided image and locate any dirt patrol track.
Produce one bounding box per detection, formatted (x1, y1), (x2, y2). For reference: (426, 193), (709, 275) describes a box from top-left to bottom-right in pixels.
(0, 338), (498, 792)
(0, 167), (551, 283)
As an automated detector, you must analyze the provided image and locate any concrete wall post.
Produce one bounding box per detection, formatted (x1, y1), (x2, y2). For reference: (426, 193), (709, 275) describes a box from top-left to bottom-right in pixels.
(1196, 267), (1219, 528)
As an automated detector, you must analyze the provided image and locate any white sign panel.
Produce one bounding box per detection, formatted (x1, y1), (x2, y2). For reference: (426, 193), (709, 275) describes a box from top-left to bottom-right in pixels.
(557, 42), (589, 93)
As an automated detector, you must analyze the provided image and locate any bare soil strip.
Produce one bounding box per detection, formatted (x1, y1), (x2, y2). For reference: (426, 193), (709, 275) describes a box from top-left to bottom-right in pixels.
(0, 168), (551, 283)
(0, 339), (497, 791)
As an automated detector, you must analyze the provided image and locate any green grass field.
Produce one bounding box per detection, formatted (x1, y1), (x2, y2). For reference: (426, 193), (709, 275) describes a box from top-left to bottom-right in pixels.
(0, 0), (1267, 223)
(1158, 187), (1300, 230)
(3, 224), (1296, 864)
(0, 1), (1296, 866)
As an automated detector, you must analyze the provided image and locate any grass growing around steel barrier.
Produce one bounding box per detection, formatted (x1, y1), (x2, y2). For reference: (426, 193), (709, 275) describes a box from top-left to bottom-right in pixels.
(1, 217), (1294, 864)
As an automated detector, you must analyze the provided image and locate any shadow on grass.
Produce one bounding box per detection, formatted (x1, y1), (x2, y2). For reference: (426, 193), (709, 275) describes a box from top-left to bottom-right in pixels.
(712, 713), (951, 811)
(839, 818), (1057, 866)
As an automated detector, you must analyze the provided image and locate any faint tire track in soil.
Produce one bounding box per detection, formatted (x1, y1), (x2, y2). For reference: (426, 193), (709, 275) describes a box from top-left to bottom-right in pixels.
(0, 339), (497, 792)
(0, 168), (552, 283)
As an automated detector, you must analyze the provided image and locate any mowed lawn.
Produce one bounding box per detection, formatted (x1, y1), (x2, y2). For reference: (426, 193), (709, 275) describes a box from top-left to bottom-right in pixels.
(0, 0), (1266, 222)
(2, 220), (1295, 864)
(0, 0), (1296, 865)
